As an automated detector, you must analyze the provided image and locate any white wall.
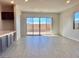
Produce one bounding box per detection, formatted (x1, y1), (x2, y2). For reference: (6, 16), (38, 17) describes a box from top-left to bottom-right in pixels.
(0, 5), (1, 21)
(21, 12), (60, 37)
(60, 4), (79, 41)
(14, 5), (21, 40)
(0, 20), (14, 31)
(0, 5), (2, 31)
(1, 5), (14, 12)
(0, 4), (14, 31)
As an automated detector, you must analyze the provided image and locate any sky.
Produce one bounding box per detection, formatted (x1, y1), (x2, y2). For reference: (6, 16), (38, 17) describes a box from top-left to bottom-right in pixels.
(75, 12), (79, 23)
(26, 17), (52, 24)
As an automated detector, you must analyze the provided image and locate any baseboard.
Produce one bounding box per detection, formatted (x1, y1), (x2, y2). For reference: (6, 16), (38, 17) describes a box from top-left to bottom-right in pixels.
(59, 34), (79, 42)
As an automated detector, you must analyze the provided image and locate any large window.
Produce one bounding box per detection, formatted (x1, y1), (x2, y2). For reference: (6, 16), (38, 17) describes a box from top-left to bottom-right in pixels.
(40, 18), (47, 24)
(74, 12), (79, 29)
(26, 17), (33, 24)
(26, 17), (52, 35)
(33, 18), (39, 24)
(26, 17), (52, 24)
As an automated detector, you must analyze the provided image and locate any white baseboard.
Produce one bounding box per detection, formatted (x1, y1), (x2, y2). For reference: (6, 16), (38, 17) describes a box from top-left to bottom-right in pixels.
(59, 34), (79, 42)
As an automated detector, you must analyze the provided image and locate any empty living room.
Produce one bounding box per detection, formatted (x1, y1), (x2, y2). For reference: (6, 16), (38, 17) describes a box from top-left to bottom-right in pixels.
(0, 0), (79, 58)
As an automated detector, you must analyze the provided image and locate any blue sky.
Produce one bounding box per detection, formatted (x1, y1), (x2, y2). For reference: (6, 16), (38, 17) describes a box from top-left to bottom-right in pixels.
(26, 17), (52, 24)
(75, 12), (79, 22)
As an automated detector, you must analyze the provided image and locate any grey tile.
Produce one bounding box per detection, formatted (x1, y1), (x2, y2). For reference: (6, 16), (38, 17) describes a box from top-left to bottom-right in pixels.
(0, 36), (79, 58)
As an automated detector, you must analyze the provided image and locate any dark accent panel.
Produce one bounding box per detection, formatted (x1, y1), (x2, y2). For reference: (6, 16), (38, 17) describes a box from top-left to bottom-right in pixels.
(1, 12), (14, 20)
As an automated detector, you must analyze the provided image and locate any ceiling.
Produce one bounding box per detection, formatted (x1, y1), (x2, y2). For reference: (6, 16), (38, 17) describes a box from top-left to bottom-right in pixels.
(0, 0), (79, 13)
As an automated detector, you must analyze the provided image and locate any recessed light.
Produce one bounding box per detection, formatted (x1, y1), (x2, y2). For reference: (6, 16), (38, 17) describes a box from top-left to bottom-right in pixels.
(25, 0), (28, 2)
(11, 0), (14, 4)
(66, 0), (71, 4)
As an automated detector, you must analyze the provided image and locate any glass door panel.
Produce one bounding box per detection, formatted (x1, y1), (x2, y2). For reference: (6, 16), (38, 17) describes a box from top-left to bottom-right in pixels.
(33, 18), (40, 35)
(26, 17), (52, 35)
(26, 18), (33, 35)
(40, 18), (47, 35)
(46, 18), (52, 34)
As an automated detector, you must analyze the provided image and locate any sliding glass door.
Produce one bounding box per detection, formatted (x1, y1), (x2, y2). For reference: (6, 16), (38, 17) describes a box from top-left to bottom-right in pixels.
(46, 17), (52, 33)
(26, 17), (33, 35)
(40, 17), (52, 35)
(40, 18), (47, 34)
(33, 18), (40, 35)
(26, 17), (52, 35)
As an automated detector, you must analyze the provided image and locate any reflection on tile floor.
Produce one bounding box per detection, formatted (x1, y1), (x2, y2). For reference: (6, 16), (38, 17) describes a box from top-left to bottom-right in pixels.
(0, 35), (79, 58)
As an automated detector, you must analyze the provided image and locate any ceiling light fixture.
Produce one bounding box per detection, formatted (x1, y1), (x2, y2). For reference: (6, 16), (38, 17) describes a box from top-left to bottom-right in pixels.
(11, 0), (14, 4)
(66, 0), (71, 4)
(25, 0), (28, 2)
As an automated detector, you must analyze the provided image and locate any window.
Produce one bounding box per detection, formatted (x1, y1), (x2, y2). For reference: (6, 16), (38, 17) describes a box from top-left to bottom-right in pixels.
(26, 17), (52, 24)
(26, 17), (52, 34)
(33, 18), (39, 24)
(40, 18), (46, 24)
(74, 12), (79, 29)
(46, 17), (52, 24)
(26, 17), (33, 24)
(75, 12), (79, 23)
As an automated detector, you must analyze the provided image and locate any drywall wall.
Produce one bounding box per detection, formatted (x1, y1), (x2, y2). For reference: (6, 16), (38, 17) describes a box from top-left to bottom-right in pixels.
(21, 12), (60, 37)
(1, 5), (14, 12)
(0, 20), (14, 31)
(14, 5), (21, 40)
(0, 5), (2, 31)
(0, 5), (1, 21)
(0, 5), (14, 31)
(60, 4), (79, 41)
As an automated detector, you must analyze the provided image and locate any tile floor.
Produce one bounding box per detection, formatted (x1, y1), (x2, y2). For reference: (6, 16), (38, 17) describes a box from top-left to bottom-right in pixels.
(0, 35), (79, 58)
